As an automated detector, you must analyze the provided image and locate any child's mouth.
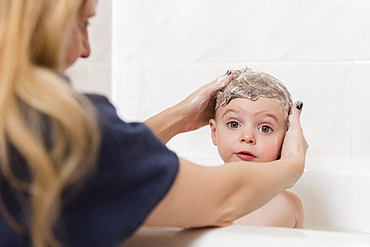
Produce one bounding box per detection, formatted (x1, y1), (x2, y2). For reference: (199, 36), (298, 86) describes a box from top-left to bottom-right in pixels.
(236, 151), (256, 161)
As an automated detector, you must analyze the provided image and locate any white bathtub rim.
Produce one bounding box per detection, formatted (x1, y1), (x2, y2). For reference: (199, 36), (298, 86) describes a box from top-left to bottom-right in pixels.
(122, 225), (370, 247)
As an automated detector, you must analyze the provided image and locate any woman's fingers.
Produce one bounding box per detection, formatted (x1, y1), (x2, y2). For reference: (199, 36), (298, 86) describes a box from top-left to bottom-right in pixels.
(196, 70), (234, 115)
(177, 70), (234, 132)
(282, 101), (308, 159)
(211, 69), (234, 92)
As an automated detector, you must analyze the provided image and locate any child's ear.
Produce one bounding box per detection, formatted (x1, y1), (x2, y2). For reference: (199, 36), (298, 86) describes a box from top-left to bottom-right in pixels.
(209, 119), (218, 146)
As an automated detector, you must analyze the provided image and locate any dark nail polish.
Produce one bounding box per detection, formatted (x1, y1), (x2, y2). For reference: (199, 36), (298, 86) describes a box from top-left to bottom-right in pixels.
(226, 70), (232, 75)
(296, 101), (303, 110)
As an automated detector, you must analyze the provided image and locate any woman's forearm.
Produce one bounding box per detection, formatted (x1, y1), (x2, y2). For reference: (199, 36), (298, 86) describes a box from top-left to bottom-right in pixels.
(144, 157), (304, 228)
(144, 104), (186, 143)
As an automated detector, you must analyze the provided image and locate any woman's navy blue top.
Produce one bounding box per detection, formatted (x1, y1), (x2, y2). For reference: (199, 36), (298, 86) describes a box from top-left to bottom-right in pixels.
(0, 94), (179, 247)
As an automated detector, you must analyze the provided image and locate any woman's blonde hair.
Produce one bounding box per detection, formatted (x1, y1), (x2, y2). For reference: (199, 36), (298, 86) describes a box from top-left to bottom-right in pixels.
(0, 0), (100, 246)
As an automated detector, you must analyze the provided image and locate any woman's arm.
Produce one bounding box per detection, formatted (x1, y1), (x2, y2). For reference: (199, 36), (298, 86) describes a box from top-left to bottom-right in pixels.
(144, 72), (233, 143)
(144, 104), (307, 227)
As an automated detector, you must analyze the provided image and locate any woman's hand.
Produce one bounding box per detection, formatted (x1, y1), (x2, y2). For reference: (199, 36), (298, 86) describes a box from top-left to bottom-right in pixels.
(145, 71), (233, 143)
(280, 101), (309, 179)
(175, 71), (234, 133)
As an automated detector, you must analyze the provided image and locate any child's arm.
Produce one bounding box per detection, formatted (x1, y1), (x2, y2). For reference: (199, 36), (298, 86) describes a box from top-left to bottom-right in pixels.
(234, 190), (305, 228)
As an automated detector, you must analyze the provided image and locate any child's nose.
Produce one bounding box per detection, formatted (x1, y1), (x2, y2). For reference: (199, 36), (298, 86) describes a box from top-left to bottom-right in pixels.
(240, 130), (256, 144)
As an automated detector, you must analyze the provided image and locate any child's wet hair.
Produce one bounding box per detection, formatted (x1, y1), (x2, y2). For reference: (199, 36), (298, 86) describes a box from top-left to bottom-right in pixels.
(216, 68), (293, 119)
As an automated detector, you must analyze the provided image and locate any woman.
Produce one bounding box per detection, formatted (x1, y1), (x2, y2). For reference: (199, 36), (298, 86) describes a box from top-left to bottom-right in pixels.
(0, 0), (308, 246)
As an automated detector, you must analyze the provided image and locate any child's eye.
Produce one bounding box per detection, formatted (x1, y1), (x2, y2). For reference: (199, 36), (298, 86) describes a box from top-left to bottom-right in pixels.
(227, 121), (240, 129)
(259, 125), (273, 133)
(227, 121), (241, 129)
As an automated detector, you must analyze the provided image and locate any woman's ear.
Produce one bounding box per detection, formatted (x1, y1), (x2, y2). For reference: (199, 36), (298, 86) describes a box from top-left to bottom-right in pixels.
(209, 119), (218, 146)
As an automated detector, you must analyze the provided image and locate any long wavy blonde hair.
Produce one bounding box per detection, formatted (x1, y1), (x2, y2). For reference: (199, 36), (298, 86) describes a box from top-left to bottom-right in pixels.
(0, 0), (100, 246)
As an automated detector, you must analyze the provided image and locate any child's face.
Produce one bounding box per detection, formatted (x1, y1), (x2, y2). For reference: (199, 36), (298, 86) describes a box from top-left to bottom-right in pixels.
(210, 97), (288, 163)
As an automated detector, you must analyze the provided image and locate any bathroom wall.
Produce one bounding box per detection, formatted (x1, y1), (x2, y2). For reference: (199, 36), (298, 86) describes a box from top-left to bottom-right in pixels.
(69, 0), (370, 167)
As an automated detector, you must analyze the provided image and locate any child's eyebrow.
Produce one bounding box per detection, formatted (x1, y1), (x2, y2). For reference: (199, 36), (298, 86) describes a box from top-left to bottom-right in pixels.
(221, 109), (237, 117)
(257, 112), (280, 124)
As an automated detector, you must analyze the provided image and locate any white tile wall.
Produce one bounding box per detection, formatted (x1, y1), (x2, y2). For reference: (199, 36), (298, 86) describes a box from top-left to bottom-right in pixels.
(265, 0), (352, 61)
(352, 62), (370, 164)
(68, 0), (370, 166)
(354, 0), (370, 60)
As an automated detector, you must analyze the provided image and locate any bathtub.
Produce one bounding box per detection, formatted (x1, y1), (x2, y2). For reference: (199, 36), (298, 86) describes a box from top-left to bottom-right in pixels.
(122, 160), (370, 246)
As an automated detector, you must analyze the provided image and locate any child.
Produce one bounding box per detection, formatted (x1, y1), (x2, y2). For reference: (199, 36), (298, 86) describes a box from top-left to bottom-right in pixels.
(209, 68), (304, 228)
